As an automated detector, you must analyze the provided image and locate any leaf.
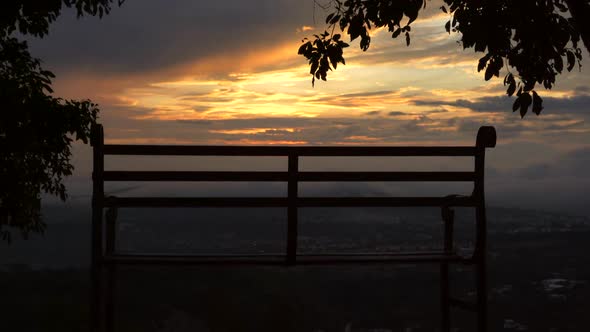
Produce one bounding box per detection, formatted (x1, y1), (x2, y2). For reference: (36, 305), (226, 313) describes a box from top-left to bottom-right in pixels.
(519, 92), (532, 118)
(507, 82), (516, 96)
(330, 14), (341, 25)
(405, 32), (410, 46)
(532, 91), (543, 115)
(360, 35), (371, 51)
(392, 28), (402, 38)
(523, 79), (535, 91)
(327, 45), (340, 69)
(339, 17), (348, 31)
(349, 24), (361, 41)
(474, 40), (486, 52)
(348, 14), (364, 41)
(297, 42), (308, 55)
(503, 73), (513, 85)
(477, 55), (490, 72)
(489, 56), (502, 78)
(441, 6), (447, 13)
(326, 13), (334, 24)
(40, 70), (55, 78)
(484, 65), (493, 81)
(512, 96), (521, 113)
(445, 21), (450, 34)
(554, 55), (563, 73)
(310, 61), (318, 75)
(566, 50), (575, 71)
(406, 7), (419, 25)
(42, 84), (54, 93)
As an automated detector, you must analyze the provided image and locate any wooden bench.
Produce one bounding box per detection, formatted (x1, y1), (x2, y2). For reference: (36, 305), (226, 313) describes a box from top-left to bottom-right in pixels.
(90, 124), (496, 332)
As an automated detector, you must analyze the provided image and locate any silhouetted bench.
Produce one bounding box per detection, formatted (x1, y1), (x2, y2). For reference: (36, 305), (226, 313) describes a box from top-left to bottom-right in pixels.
(90, 124), (496, 332)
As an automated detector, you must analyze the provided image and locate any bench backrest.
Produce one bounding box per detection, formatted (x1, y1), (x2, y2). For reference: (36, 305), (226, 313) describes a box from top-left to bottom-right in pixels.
(91, 125), (496, 264)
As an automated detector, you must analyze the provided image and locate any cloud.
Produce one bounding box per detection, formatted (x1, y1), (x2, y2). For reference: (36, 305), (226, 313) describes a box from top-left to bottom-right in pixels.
(152, 115), (493, 146)
(28, 0), (316, 77)
(414, 96), (513, 112)
(26, 0), (488, 97)
(388, 111), (408, 117)
(414, 94), (590, 115)
(427, 108), (448, 113)
(309, 90), (400, 109)
(340, 90), (397, 98)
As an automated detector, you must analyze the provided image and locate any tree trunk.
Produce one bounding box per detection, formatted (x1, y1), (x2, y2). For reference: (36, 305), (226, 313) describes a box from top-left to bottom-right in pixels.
(564, 0), (590, 53)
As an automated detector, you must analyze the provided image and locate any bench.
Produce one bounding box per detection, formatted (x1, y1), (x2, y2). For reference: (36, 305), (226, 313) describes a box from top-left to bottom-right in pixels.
(90, 124), (496, 332)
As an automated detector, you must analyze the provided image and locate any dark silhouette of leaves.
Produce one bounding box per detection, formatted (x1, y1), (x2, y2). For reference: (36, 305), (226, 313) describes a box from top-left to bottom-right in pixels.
(532, 91), (544, 115)
(1, 1), (123, 242)
(300, 0), (590, 117)
(519, 92), (533, 118)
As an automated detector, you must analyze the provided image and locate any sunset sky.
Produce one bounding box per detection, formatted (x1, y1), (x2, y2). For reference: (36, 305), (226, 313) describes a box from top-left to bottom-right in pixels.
(28, 0), (590, 214)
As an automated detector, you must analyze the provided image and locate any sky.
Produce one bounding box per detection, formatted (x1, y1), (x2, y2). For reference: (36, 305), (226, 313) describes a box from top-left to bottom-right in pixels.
(27, 0), (590, 215)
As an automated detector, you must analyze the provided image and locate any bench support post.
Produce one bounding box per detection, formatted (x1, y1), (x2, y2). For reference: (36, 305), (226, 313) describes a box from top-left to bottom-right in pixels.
(440, 206), (454, 332)
(473, 126), (494, 332)
(91, 124), (105, 332)
(105, 207), (118, 332)
(475, 204), (487, 332)
(287, 153), (299, 264)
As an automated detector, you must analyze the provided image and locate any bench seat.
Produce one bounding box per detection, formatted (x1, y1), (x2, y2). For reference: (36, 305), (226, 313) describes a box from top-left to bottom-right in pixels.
(102, 251), (470, 266)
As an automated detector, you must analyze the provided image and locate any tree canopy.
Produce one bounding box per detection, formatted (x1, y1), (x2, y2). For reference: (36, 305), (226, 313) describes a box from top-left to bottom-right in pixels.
(0, 0), (124, 241)
(299, 0), (589, 117)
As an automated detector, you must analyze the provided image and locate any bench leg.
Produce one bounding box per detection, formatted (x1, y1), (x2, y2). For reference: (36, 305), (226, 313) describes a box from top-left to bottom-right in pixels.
(105, 207), (118, 332)
(476, 258), (487, 332)
(91, 264), (102, 332)
(91, 205), (103, 332)
(440, 206), (454, 332)
(106, 265), (117, 332)
(475, 205), (487, 332)
(440, 262), (451, 332)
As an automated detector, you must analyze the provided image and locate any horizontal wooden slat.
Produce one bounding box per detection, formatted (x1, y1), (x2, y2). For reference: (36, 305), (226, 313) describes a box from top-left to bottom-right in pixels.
(102, 171), (288, 182)
(102, 252), (468, 266)
(298, 196), (476, 207)
(104, 196), (287, 207)
(103, 145), (478, 157)
(101, 171), (476, 182)
(103, 145), (289, 156)
(298, 171), (476, 182)
(297, 146), (477, 157)
(103, 196), (476, 208)
(103, 253), (286, 265)
(296, 253), (466, 264)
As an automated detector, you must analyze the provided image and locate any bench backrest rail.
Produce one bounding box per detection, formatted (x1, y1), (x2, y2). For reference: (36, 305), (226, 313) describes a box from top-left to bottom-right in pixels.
(91, 125), (496, 265)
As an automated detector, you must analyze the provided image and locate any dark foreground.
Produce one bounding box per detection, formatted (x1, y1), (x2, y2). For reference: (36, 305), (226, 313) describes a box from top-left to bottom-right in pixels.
(2, 207), (590, 331)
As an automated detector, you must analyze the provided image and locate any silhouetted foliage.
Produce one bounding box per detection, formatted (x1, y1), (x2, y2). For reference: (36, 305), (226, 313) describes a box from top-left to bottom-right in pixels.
(300, 0), (590, 117)
(0, 1), (124, 242)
